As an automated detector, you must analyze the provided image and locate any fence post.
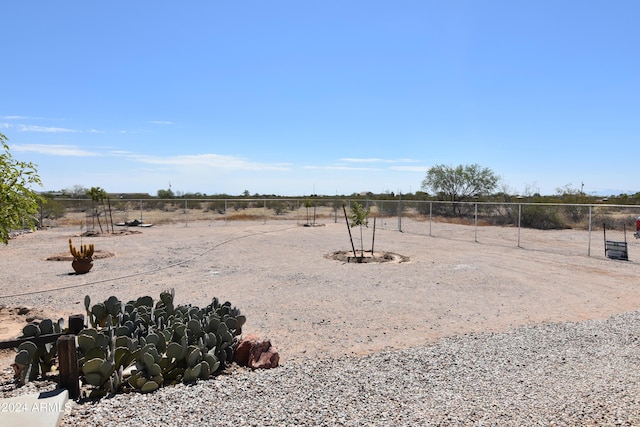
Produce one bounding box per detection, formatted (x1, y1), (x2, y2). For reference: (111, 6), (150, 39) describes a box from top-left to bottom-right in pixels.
(184, 199), (188, 227)
(429, 202), (432, 236)
(57, 335), (79, 399)
(474, 202), (478, 242)
(68, 314), (85, 334)
(517, 203), (522, 248)
(588, 205), (592, 256)
(263, 199), (267, 224)
(398, 194), (402, 232)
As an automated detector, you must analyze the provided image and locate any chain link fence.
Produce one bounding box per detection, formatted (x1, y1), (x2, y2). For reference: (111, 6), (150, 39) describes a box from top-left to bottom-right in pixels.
(36, 197), (640, 258)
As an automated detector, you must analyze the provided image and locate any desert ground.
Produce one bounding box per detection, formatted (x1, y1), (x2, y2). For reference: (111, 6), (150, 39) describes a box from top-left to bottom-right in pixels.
(1, 217), (640, 371)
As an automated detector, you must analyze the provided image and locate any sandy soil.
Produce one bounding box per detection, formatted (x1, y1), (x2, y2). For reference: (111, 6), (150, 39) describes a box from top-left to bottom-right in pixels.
(1, 219), (639, 368)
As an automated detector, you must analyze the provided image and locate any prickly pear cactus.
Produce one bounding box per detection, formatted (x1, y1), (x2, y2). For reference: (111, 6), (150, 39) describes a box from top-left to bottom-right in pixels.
(12, 317), (65, 385)
(76, 289), (247, 397)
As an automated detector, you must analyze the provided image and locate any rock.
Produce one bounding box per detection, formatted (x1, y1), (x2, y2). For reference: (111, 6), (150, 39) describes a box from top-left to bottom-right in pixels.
(249, 340), (279, 369)
(234, 335), (279, 369)
(17, 307), (31, 316)
(233, 334), (259, 366)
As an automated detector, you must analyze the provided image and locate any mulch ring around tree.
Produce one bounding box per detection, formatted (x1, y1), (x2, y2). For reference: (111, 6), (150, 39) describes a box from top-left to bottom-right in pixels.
(81, 229), (142, 237)
(325, 250), (409, 264)
(46, 250), (115, 261)
(45, 230), (140, 260)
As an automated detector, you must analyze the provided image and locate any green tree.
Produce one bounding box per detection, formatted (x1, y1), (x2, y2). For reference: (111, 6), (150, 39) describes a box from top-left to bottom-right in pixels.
(40, 194), (65, 220)
(421, 164), (500, 213)
(555, 183), (589, 223)
(87, 186), (109, 233)
(65, 184), (88, 198)
(156, 188), (174, 198)
(0, 132), (42, 244)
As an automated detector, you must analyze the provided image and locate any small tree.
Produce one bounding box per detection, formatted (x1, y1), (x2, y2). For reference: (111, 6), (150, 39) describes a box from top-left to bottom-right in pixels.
(303, 198), (314, 225)
(421, 164), (499, 214)
(348, 202), (370, 257)
(555, 183), (589, 224)
(0, 132), (42, 244)
(65, 184), (88, 198)
(87, 186), (110, 233)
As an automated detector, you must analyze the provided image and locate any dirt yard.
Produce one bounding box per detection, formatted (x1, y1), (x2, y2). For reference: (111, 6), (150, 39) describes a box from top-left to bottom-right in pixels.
(1, 219), (639, 367)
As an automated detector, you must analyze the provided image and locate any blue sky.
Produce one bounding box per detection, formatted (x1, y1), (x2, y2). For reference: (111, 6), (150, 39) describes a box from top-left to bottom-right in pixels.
(2, 1), (638, 196)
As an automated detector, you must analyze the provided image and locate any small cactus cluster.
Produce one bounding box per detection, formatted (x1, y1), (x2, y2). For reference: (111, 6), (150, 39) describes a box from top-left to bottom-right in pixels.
(12, 318), (65, 385)
(69, 238), (94, 259)
(78, 290), (246, 397)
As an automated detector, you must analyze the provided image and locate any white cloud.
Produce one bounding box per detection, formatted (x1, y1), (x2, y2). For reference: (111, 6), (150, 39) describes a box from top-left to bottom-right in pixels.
(304, 165), (381, 171)
(11, 144), (101, 157)
(148, 121), (173, 125)
(16, 124), (77, 133)
(2, 115), (40, 120)
(305, 157), (422, 171)
(130, 153), (291, 171)
(389, 165), (428, 172)
(1, 122), (102, 133)
(339, 157), (420, 164)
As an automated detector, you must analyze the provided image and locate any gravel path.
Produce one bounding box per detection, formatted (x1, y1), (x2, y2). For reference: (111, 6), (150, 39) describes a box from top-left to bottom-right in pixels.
(46, 310), (639, 426)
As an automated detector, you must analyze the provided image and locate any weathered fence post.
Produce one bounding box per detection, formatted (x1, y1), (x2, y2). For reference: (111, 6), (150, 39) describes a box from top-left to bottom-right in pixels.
(517, 203), (522, 248)
(429, 202), (432, 236)
(588, 205), (592, 256)
(57, 335), (79, 399)
(68, 314), (85, 335)
(474, 202), (478, 243)
(398, 194), (402, 232)
(58, 314), (83, 399)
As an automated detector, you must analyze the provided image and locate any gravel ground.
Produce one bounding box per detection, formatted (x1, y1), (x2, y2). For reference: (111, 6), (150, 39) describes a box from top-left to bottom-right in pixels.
(1, 310), (634, 426)
(63, 312), (640, 426)
(1, 221), (640, 425)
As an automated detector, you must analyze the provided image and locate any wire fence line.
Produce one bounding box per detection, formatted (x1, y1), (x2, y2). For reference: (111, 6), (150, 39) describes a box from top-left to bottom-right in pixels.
(36, 198), (640, 259)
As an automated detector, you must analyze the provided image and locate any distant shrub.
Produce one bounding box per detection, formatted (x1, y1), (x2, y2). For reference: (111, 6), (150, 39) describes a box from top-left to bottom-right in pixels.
(270, 201), (287, 215)
(521, 205), (567, 230)
(41, 198), (65, 219)
(187, 200), (202, 210)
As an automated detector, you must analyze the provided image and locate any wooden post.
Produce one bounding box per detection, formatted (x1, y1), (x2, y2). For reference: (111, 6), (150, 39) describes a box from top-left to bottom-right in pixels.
(343, 204), (357, 258)
(68, 314), (85, 335)
(371, 217), (377, 257)
(57, 335), (80, 399)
